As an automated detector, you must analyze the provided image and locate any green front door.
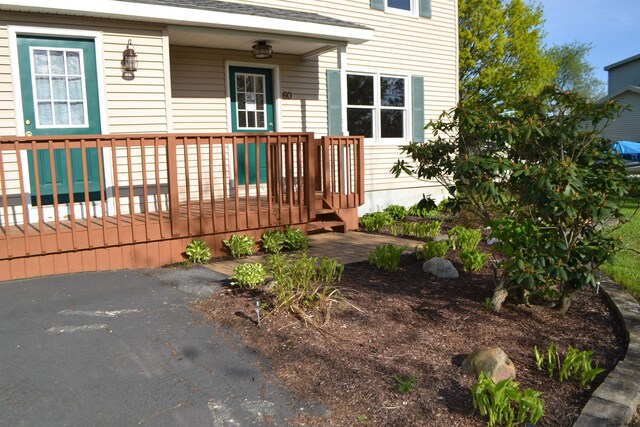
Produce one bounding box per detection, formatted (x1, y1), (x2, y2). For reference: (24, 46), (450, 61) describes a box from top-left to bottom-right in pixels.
(229, 66), (274, 185)
(17, 36), (102, 205)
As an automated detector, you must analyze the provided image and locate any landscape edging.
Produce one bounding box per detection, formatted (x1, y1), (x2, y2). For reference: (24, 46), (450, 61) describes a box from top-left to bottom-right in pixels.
(573, 273), (640, 426)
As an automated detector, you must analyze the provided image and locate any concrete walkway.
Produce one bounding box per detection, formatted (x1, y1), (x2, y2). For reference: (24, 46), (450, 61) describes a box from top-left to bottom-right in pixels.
(206, 231), (424, 276)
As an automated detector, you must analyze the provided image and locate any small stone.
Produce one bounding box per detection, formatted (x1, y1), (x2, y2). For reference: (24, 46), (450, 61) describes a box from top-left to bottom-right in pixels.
(433, 234), (449, 242)
(422, 258), (459, 278)
(462, 347), (516, 382)
(486, 238), (501, 246)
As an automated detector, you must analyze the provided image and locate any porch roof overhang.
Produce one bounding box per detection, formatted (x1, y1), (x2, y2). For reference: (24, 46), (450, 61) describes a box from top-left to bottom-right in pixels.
(0, 0), (375, 58)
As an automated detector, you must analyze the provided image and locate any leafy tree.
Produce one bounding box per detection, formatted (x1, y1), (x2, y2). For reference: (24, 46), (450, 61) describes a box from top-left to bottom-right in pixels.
(393, 87), (631, 314)
(547, 41), (606, 100)
(459, 0), (555, 110)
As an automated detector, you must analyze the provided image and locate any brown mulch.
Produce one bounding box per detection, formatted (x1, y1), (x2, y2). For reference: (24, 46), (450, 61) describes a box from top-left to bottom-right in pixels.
(194, 253), (627, 426)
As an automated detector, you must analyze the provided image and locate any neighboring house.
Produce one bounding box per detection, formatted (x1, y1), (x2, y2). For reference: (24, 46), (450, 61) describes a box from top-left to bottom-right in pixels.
(0, 0), (458, 280)
(600, 53), (640, 142)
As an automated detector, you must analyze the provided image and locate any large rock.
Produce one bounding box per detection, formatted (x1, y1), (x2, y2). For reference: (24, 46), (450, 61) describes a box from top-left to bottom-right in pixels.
(462, 347), (516, 382)
(422, 258), (459, 278)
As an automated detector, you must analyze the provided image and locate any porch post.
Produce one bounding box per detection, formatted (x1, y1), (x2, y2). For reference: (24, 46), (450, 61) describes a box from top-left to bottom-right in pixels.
(166, 135), (181, 236)
(305, 134), (317, 222)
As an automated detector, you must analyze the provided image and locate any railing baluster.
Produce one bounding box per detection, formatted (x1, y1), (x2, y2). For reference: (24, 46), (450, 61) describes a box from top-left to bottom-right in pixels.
(296, 136), (303, 223)
(80, 139), (93, 248)
(140, 138), (151, 242)
(208, 137), (217, 234)
(255, 135), (262, 228)
(232, 136), (240, 231)
(13, 142), (29, 256)
(183, 137), (192, 237)
(30, 141), (45, 253)
(266, 135), (274, 227)
(154, 137), (166, 239)
(111, 138), (123, 244)
(196, 137), (204, 235)
(64, 140), (78, 250)
(125, 138), (136, 243)
(96, 138), (108, 246)
(0, 148), (13, 257)
(243, 137), (250, 230)
(48, 139), (62, 252)
(221, 136), (229, 232)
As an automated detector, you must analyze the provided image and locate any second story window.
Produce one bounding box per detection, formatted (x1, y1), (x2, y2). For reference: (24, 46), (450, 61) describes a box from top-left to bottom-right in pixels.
(387, 0), (412, 12)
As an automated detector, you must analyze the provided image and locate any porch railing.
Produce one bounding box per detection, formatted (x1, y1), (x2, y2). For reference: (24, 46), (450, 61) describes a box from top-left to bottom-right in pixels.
(0, 132), (363, 264)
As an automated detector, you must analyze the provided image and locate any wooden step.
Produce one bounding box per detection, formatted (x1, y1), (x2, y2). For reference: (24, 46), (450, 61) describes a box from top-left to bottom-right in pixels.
(307, 220), (345, 233)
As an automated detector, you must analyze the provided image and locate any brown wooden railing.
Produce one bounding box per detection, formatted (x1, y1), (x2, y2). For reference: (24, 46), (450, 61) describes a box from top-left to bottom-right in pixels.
(0, 132), (363, 279)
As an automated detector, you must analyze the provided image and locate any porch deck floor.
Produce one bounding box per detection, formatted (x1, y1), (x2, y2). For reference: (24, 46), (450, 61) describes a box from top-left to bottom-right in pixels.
(0, 194), (301, 238)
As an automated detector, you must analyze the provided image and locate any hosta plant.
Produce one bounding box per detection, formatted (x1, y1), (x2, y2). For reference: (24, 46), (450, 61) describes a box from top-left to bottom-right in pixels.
(415, 240), (450, 260)
(460, 249), (489, 272)
(261, 230), (286, 254)
(184, 239), (211, 264)
(368, 244), (407, 272)
(283, 227), (310, 251)
(222, 234), (255, 258)
(231, 262), (266, 288)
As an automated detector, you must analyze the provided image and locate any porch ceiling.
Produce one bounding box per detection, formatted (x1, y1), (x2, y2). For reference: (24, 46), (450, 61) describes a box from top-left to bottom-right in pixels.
(167, 25), (346, 58)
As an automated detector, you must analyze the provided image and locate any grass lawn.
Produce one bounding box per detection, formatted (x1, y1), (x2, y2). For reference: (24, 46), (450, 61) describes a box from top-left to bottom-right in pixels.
(600, 197), (640, 299)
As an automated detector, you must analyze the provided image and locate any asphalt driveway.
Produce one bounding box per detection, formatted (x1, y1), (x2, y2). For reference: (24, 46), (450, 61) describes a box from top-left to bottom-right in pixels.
(0, 267), (318, 426)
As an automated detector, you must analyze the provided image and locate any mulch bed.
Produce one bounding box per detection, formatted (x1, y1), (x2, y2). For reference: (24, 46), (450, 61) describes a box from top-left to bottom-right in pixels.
(194, 250), (627, 426)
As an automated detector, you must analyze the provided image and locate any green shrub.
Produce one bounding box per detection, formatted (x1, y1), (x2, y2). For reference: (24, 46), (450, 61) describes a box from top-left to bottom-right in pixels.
(393, 373), (419, 394)
(266, 253), (344, 324)
(415, 240), (450, 260)
(261, 229), (286, 254)
(184, 239), (211, 263)
(389, 220), (442, 239)
(471, 373), (544, 427)
(283, 227), (310, 251)
(359, 211), (394, 232)
(222, 234), (255, 258)
(317, 257), (344, 284)
(449, 225), (483, 251)
(383, 204), (408, 221)
(408, 195), (439, 218)
(368, 244), (407, 271)
(230, 263), (266, 288)
(460, 249), (489, 272)
(534, 344), (606, 386)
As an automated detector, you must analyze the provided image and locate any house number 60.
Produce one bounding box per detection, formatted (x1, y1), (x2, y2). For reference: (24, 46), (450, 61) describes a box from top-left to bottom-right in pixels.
(282, 91), (293, 99)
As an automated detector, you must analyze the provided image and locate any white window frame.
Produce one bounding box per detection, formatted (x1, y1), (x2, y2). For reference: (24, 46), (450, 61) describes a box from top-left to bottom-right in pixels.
(385, 0), (418, 17)
(345, 71), (409, 145)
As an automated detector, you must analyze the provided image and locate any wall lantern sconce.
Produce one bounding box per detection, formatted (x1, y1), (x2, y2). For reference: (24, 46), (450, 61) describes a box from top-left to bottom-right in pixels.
(252, 41), (272, 59)
(122, 39), (138, 73)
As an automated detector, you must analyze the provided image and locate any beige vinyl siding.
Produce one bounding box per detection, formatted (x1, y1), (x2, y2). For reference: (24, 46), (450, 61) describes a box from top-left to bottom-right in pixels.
(602, 92), (640, 142)
(0, 12), (170, 136)
(231, 0), (457, 199)
(608, 61), (640, 96)
(0, 12), (172, 224)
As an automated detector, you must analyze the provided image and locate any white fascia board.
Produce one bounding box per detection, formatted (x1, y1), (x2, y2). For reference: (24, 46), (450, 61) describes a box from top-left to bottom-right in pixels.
(0, 0), (375, 44)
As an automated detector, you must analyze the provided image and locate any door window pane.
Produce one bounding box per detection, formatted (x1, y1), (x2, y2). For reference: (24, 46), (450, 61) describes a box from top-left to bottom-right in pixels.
(70, 102), (85, 125)
(381, 110), (404, 138)
(66, 51), (81, 74)
(381, 77), (405, 107)
(50, 51), (65, 74)
(347, 75), (374, 106)
(52, 77), (67, 100)
(35, 77), (51, 100)
(54, 102), (70, 125)
(37, 102), (53, 125)
(347, 108), (374, 138)
(33, 50), (49, 74)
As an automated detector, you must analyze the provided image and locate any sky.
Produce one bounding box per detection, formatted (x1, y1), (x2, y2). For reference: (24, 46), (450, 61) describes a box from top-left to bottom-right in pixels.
(534, 0), (640, 88)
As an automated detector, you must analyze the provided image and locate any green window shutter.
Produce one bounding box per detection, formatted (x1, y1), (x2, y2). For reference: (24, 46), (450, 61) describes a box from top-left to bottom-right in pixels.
(326, 70), (343, 136)
(411, 76), (425, 142)
(419, 0), (432, 18)
(370, 0), (385, 10)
